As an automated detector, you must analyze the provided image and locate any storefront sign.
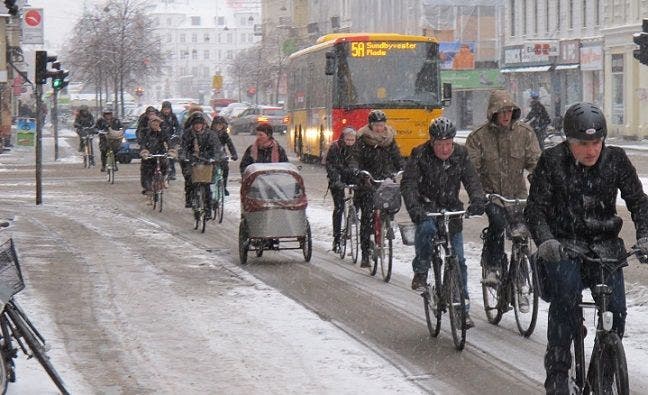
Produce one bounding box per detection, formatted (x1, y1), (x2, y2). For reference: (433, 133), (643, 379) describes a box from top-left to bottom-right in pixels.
(521, 41), (559, 63)
(560, 40), (580, 64)
(504, 47), (522, 64)
(580, 45), (603, 71)
(441, 69), (503, 90)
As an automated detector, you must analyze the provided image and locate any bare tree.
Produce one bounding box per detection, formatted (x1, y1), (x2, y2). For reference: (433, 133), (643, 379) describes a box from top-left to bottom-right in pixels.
(66, 0), (164, 116)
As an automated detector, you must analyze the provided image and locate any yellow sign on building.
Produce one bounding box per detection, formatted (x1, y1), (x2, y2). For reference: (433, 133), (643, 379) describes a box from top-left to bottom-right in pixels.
(212, 75), (223, 90)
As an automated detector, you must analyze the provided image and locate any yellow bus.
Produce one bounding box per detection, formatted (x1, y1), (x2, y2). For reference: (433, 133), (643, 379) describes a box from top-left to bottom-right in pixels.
(286, 33), (451, 161)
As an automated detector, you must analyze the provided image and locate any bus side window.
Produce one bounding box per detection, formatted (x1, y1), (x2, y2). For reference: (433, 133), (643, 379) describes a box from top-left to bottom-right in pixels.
(325, 51), (336, 75)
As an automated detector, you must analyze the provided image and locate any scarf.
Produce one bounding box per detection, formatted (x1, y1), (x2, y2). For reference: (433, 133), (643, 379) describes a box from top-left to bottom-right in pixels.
(359, 125), (395, 147)
(251, 139), (280, 162)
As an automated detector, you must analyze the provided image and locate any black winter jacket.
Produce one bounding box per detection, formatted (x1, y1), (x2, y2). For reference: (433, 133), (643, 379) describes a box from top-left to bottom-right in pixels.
(325, 140), (355, 188)
(349, 135), (403, 183)
(525, 142), (648, 247)
(139, 128), (169, 155)
(161, 112), (180, 137)
(74, 112), (94, 130)
(215, 129), (238, 160)
(401, 142), (485, 225)
(95, 117), (123, 132)
(182, 129), (223, 163)
(239, 141), (288, 173)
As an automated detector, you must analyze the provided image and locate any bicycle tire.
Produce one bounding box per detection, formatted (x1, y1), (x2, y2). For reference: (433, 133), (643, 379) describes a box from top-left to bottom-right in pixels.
(424, 256), (443, 338)
(0, 314), (14, 387)
(108, 168), (114, 184)
(370, 211), (380, 276)
(569, 314), (587, 393)
(0, 324), (8, 393)
(512, 249), (539, 337)
(193, 188), (202, 230)
(350, 206), (359, 264)
(482, 265), (503, 325)
(339, 211), (348, 260)
(107, 150), (115, 184)
(239, 221), (249, 264)
(302, 221), (312, 262)
(83, 143), (90, 168)
(217, 180), (225, 224)
(594, 332), (629, 395)
(157, 190), (164, 213)
(5, 306), (69, 394)
(380, 217), (392, 283)
(446, 259), (467, 350)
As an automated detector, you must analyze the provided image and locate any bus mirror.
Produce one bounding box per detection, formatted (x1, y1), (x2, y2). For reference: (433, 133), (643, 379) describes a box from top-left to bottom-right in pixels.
(325, 51), (336, 75)
(442, 83), (452, 106)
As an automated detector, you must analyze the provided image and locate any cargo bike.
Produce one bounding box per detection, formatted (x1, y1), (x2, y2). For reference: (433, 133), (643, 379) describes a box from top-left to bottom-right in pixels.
(238, 163), (312, 264)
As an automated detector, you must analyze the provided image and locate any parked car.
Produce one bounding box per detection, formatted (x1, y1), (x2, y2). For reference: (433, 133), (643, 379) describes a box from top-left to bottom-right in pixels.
(219, 102), (251, 122)
(229, 105), (287, 135)
(116, 121), (139, 164)
(177, 108), (213, 128)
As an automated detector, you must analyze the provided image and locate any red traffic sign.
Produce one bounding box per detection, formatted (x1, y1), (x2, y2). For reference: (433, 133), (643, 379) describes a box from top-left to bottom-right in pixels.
(24, 9), (42, 27)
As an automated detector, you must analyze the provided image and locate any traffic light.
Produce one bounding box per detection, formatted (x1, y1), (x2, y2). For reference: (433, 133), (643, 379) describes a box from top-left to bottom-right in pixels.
(35, 51), (58, 85)
(3, 0), (18, 16)
(50, 61), (70, 91)
(634, 19), (648, 66)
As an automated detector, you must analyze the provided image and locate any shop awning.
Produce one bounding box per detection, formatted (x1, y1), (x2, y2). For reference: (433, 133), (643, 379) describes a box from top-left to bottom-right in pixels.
(554, 64), (580, 70)
(500, 65), (551, 73)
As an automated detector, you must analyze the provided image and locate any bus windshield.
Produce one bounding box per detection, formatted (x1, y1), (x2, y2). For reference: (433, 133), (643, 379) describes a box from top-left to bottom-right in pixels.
(335, 41), (441, 109)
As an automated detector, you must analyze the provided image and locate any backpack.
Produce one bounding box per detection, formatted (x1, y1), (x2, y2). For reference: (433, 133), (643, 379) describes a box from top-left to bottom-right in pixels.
(373, 180), (402, 214)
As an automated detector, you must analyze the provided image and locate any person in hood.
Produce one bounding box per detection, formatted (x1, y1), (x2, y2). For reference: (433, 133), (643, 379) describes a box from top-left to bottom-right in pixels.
(349, 109), (403, 268)
(210, 116), (238, 195)
(325, 127), (357, 252)
(160, 101), (180, 180)
(136, 106), (159, 144)
(73, 105), (95, 154)
(401, 117), (487, 329)
(95, 107), (123, 172)
(525, 102), (648, 394)
(139, 114), (170, 200)
(465, 90), (541, 287)
(239, 123), (288, 174)
(523, 91), (551, 150)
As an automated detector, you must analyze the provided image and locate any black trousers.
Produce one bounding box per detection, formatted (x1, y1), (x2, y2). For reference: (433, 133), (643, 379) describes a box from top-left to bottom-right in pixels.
(220, 160), (230, 189)
(356, 190), (375, 258)
(140, 158), (167, 191)
(180, 161), (192, 203)
(482, 203), (507, 268)
(331, 187), (344, 241)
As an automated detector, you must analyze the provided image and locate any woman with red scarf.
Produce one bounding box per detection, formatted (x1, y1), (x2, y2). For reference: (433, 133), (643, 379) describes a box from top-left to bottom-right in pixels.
(239, 123), (288, 173)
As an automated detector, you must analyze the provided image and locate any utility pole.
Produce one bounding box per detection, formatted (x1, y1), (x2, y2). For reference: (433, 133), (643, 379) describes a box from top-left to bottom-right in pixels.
(35, 82), (42, 204)
(52, 89), (58, 160)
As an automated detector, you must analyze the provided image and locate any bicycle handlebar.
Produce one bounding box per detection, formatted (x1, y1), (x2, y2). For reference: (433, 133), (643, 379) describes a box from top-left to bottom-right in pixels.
(486, 193), (527, 205)
(562, 245), (644, 270)
(144, 154), (169, 159)
(358, 170), (404, 183)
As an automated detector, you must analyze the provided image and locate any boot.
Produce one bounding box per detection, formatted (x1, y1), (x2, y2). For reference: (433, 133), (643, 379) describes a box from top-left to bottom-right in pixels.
(411, 272), (427, 290)
(360, 255), (371, 268)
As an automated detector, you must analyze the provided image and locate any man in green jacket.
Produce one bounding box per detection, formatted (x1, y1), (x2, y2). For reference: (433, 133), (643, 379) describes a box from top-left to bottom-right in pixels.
(465, 90), (541, 288)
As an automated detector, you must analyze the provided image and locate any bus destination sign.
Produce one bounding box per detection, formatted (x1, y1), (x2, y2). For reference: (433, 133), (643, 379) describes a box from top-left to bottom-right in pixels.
(350, 42), (417, 57)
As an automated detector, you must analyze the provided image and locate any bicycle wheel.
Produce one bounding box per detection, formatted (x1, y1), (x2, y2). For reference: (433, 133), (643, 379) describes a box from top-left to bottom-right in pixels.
(370, 211), (380, 276)
(446, 258), (467, 350)
(569, 314), (587, 393)
(83, 143), (90, 168)
(108, 167), (114, 184)
(339, 210), (348, 260)
(594, 332), (629, 395)
(216, 180), (225, 224)
(349, 206), (359, 264)
(380, 217), (393, 283)
(482, 265), (504, 325)
(512, 249), (539, 337)
(107, 150), (115, 184)
(193, 188), (203, 230)
(238, 221), (249, 265)
(157, 189), (164, 213)
(424, 256), (443, 338)
(302, 221), (312, 262)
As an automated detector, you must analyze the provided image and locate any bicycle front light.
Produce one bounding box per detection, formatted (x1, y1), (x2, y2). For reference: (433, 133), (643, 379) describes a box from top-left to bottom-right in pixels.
(602, 311), (613, 331)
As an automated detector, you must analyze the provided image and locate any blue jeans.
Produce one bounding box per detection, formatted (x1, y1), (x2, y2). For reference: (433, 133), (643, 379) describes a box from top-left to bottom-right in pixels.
(412, 219), (469, 301)
(543, 257), (626, 390)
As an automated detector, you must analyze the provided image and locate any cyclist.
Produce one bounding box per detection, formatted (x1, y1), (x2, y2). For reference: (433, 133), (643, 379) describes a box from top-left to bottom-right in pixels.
(325, 127), (357, 252)
(95, 107), (123, 172)
(73, 105), (95, 154)
(182, 114), (223, 219)
(350, 109), (403, 268)
(465, 90), (541, 286)
(239, 123), (288, 173)
(160, 101), (180, 180)
(523, 91), (551, 150)
(139, 114), (170, 199)
(210, 116), (238, 195)
(525, 102), (648, 394)
(136, 106), (159, 143)
(180, 113), (210, 207)
(401, 117), (486, 328)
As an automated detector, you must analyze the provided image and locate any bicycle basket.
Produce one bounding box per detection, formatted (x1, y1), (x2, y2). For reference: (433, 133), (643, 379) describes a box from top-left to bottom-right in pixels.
(106, 128), (124, 141)
(397, 222), (416, 246)
(0, 239), (25, 303)
(373, 181), (402, 214)
(192, 164), (213, 184)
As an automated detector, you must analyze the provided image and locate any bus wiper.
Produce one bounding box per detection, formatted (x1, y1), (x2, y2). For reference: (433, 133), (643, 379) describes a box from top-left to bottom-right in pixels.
(390, 99), (429, 105)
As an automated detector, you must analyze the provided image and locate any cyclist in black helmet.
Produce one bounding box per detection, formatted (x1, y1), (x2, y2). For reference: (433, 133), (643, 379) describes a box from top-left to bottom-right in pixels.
(525, 102), (648, 394)
(350, 109), (403, 268)
(401, 117), (486, 329)
(210, 116), (238, 195)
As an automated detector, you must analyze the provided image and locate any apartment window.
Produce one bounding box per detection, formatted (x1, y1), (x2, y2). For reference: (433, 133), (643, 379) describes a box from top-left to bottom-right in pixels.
(204, 33), (210, 42)
(179, 33), (186, 43)
(546, 0), (550, 32)
(611, 54), (624, 124)
(192, 49), (198, 60)
(191, 16), (200, 26)
(180, 50), (188, 59)
(510, 0), (516, 36)
(227, 33), (233, 43)
(557, 0), (561, 29)
(523, 0), (527, 34)
(191, 33), (197, 43)
(217, 16), (225, 26)
(582, 0), (587, 27)
(569, 0), (573, 28)
(534, 0), (538, 33)
(204, 50), (210, 60)
(218, 33), (222, 43)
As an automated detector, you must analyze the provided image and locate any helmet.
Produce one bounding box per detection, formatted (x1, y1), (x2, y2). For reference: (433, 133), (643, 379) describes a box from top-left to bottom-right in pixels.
(428, 117), (456, 140)
(213, 116), (227, 125)
(102, 107), (113, 114)
(188, 112), (207, 126)
(563, 102), (607, 141)
(368, 109), (387, 123)
(161, 101), (172, 109)
(530, 91), (540, 100)
(256, 122), (273, 136)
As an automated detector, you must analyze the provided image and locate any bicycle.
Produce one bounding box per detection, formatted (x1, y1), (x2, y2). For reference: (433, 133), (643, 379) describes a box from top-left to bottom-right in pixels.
(481, 193), (540, 337)
(338, 184), (359, 263)
(210, 157), (230, 224)
(191, 158), (215, 233)
(560, 245), (643, 395)
(144, 154), (169, 212)
(79, 127), (96, 168)
(98, 129), (123, 185)
(0, 238), (69, 394)
(417, 210), (470, 350)
(359, 170), (403, 283)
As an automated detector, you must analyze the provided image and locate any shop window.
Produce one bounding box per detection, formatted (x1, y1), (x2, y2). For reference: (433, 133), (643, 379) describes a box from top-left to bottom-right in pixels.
(611, 54), (624, 125)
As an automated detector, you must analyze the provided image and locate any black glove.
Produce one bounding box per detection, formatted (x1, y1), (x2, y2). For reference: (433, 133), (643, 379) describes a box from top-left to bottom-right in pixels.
(466, 199), (487, 216)
(636, 237), (648, 263)
(537, 239), (566, 263)
(231, 154), (238, 161)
